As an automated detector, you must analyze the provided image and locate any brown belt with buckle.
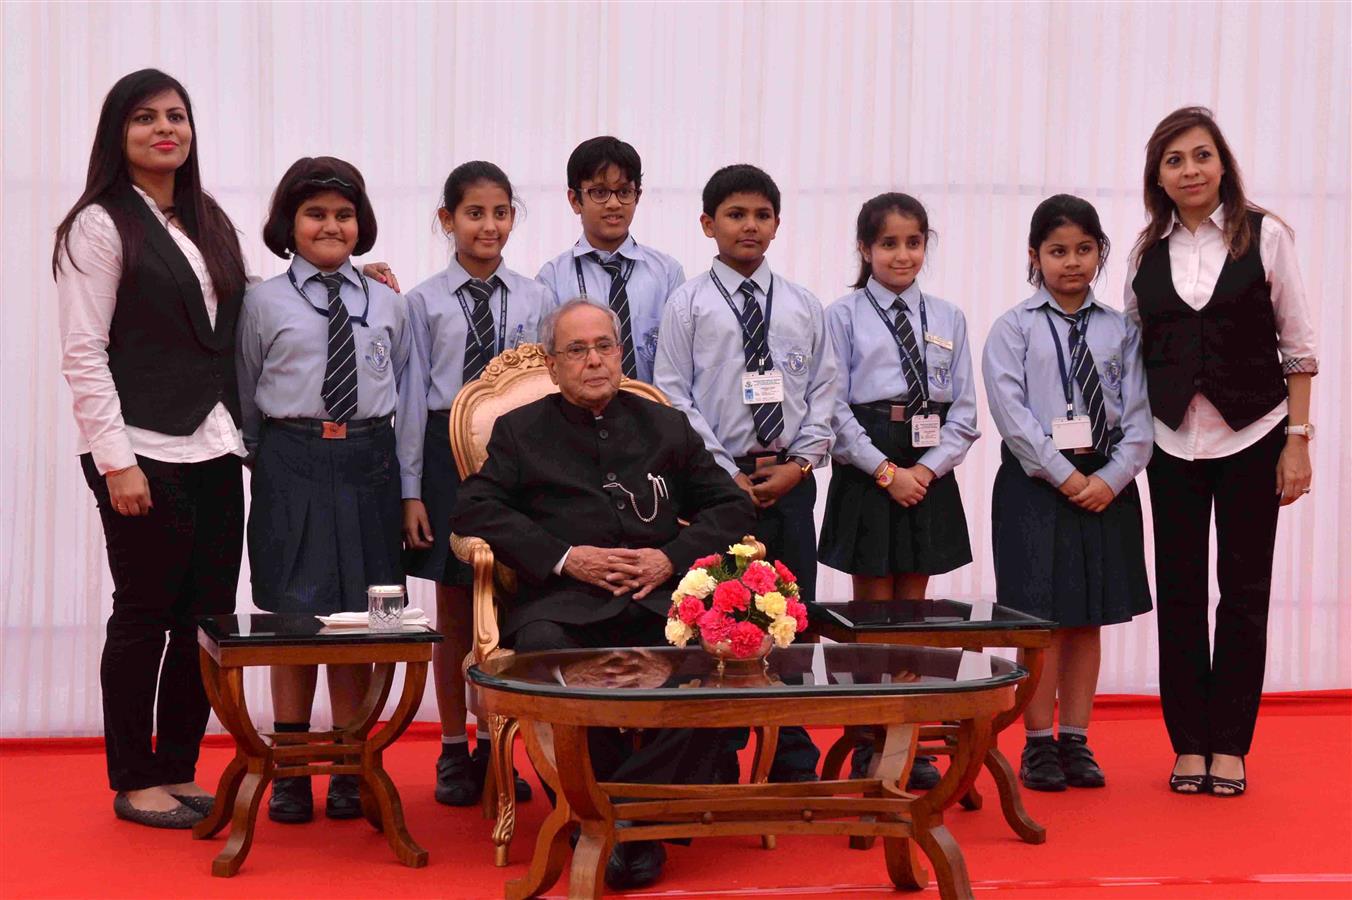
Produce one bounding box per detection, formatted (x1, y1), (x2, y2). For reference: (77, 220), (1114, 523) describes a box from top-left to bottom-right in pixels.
(265, 416), (392, 440)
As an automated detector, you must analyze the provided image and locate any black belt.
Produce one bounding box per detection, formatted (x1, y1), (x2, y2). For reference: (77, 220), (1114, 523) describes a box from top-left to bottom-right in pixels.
(266, 416), (392, 439)
(427, 408), (451, 422)
(851, 400), (950, 422)
(733, 450), (787, 474)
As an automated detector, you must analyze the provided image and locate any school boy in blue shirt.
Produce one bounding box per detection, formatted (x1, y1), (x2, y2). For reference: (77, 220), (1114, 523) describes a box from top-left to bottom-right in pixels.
(537, 136), (685, 384)
(654, 164), (836, 781)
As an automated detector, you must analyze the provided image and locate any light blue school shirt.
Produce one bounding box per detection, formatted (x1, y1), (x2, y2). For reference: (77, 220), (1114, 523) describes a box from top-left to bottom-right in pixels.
(828, 277), (980, 479)
(396, 257), (556, 498)
(653, 257), (837, 477)
(236, 257), (420, 490)
(535, 234), (686, 384)
(981, 287), (1153, 495)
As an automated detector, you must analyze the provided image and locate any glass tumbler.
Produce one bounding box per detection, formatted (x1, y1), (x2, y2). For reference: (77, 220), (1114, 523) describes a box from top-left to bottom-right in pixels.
(367, 584), (406, 632)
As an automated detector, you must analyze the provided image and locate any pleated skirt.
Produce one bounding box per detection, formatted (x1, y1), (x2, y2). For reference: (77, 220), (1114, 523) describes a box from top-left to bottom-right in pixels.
(403, 411), (471, 586)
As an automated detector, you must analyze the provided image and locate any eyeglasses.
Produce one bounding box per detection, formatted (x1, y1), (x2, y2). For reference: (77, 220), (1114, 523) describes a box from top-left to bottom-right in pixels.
(553, 338), (621, 362)
(580, 186), (641, 205)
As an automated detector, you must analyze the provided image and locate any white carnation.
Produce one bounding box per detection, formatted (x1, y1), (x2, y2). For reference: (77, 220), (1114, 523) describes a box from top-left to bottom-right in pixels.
(665, 618), (693, 648)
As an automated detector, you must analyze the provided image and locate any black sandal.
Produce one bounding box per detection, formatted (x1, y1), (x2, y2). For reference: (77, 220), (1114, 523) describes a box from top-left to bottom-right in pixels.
(1208, 758), (1246, 797)
(1168, 756), (1208, 794)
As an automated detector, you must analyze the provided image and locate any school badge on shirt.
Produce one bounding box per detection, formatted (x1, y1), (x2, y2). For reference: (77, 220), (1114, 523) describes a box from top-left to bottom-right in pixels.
(640, 326), (660, 360)
(1101, 356), (1123, 391)
(930, 365), (951, 389)
(781, 348), (809, 376)
(366, 334), (391, 372)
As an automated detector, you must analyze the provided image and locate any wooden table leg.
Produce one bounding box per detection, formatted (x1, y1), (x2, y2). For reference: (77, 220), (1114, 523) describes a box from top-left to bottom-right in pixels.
(194, 649), (251, 840)
(750, 726), (779, 850)
(360, 661), (430, 867)
(203, 664), (273, 877)
(553, 724), (613, 900)
(506, 721), (574, 900)
(820, 728), (856, 781)
(905, 716), (992, 900)
(870, 723), (927, 888)
(987, 646), (1047, 844)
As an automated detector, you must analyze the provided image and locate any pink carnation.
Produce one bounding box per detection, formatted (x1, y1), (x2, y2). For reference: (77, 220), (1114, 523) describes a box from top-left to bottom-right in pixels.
(741, 561), (778, 594)
(677, 596), (704, 626)
(697, 609), (734, 645)
(729, 621), (767, 658)
(712, 579), (751, 613)
(773, 560), (797, 585)
(691, 554), (724, 570)
(787, 599), (809, 633)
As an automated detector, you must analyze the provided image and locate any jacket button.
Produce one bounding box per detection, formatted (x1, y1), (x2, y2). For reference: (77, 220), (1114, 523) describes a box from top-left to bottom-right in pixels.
(616, 500), (626, 510)
(599, 429), (609, 439)
(606, 472), (617, 481)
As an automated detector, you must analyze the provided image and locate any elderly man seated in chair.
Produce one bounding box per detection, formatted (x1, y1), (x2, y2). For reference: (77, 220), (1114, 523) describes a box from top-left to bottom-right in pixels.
(452, 299), (756, 889)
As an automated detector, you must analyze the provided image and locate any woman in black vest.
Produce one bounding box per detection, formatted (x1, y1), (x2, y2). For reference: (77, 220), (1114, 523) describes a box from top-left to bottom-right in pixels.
(53, 69), (252, 828)
(1125, 107), (1317, 797)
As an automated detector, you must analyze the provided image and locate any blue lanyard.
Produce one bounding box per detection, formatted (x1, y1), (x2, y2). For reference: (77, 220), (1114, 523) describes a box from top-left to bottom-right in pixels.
(454, 280), (510, 357)
(287, 265), (371, 326)
(864, 285), (929, 409)
(1042, 307), (1091, 417)
(574, 253), (635, 299)
(709, 268), (775, 373)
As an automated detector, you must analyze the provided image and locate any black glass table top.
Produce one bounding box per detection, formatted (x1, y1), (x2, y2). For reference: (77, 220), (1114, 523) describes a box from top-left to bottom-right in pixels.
(810, 599), (1053, 632)
(198, 614), (442, 648)
(469, 644), (1023, 701)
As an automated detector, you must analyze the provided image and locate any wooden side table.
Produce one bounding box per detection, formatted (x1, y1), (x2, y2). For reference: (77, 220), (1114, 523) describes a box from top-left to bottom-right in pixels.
(192, 614), (442, 877)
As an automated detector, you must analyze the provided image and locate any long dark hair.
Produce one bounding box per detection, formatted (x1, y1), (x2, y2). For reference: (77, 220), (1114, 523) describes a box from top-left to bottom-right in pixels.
(51, 69), (245, 299)
(852, 192), (935, 289)
(1131, 106), (1280, 267)
(1027, 194), (1111, 287)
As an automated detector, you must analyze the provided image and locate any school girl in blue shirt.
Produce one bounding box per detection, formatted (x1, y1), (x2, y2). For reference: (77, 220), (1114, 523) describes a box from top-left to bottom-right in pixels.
(236, 157), (417, 824)
(398, 161), (553, 807)
(982, 194), (1153, 793)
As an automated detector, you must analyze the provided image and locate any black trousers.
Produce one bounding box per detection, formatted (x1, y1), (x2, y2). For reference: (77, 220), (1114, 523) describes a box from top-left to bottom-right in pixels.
(1145, 423), (1285, 756)
(512, 605), (722, 787)
(81, 453), (243, 791)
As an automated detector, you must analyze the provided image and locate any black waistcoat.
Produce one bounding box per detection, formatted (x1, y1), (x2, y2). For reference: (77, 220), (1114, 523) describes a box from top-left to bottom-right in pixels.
(1131, 211), (1285, 431)
(104, 186), (242, 435)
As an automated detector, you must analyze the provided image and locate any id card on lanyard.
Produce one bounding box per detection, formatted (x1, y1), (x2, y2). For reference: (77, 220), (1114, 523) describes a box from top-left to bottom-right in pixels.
(710, 269), (785, 405)
(864, 287), (940, 447)
(455, 282), (511, 359)
(1043, 309), (1093, 451)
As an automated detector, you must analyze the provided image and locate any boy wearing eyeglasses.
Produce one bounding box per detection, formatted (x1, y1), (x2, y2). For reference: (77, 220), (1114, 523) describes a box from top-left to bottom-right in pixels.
(536, 136), (685, 384)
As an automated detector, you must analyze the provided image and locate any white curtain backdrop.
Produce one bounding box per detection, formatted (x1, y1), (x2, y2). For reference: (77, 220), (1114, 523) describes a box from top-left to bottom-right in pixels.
(2, 0), (1348, 737)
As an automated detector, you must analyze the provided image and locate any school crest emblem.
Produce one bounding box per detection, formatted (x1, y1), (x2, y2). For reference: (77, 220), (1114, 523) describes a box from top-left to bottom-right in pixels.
(1102, 356), (1123, 391)
(641, 327), (660, 360)
(366, 335), (391, 372)
(930, 365), (951, 389)
(783, 348), (809, 375)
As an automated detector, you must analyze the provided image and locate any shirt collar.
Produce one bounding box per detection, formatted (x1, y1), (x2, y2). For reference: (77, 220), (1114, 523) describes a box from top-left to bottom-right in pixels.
(1163, 203), (1226, 239)
(290, 255), (360, 288)
(554, 389), (627, 424)
(711, 257), (771, 297)
(865, 277), (921, 311)
(129, 184), (169, 224)
(1022, 285), (1101, 314)
(573, 233), (639, 262)
(443, 254), (503, 293)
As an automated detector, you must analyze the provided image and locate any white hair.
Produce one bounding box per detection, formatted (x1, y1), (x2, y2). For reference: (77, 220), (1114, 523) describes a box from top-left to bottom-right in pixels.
(539, 298), (621, 353)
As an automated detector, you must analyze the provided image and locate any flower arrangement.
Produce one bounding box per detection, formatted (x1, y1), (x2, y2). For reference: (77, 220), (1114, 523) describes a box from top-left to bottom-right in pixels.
(664, 542), (809, 658)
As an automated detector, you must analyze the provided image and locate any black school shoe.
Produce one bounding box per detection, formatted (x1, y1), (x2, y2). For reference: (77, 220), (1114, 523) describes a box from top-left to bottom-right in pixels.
(605, 839), (667, 890)
(1019, 737), (1067, 792)
(326, 775), (363, 818)
(1058, 734), (1106, 788)
(435, 750), (485, 806)
(850, 740), (942, 791)
(268, 776), (314, 823)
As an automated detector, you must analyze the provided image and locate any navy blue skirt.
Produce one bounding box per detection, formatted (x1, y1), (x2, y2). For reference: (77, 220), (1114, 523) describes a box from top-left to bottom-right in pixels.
(991, 442), (1152, 628)
(403, 411), (471, 586)
(248, 419), (403, 614)
(819, 404), (972, 577)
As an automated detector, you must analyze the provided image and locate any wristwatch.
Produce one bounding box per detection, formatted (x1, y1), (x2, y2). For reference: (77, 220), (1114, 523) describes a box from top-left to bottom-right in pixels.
(875, 461), (897, 488)
(1285, 423), (1315, 440)
(790, 456), (813, 481)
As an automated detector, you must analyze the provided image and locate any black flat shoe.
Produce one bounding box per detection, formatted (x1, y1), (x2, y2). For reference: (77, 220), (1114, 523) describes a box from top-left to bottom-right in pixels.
(170, 793), (215, 817)
(1019, 737), (1066, 792)
(906, 755), (942, 791)
(605, 839), (667, 890)
(435, 751), (485, 806)
(514, 772), (533, 802)
(1058, 735), (1106, 788)
(325, 775), (362, 819)
(268, 775), (313, 824)
(113, 792), (203, 829)
(1168, 755), (1209, 794)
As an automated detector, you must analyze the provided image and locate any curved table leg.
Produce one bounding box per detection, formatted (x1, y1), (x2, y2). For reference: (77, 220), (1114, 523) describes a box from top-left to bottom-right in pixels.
(212, 766), (268, 877)
(361, 661), (430, 867)
(853, 722), (918, 852)
(201, 663), (273, 877)
(506, 802), (573, 900)
(987, 646), (1047, 843)
(194, 753), (246, 839)
(820, 729), (854, 781)
(750, 725), (780, 849)
(904, 716), (992, 900)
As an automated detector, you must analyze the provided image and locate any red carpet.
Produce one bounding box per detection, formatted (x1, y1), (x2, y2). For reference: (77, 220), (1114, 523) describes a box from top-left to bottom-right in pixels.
(3, 695), (1349, 899)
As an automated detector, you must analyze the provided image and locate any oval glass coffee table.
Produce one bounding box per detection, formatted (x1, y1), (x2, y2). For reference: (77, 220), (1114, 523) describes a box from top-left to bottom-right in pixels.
(469, 643), (1024, 900)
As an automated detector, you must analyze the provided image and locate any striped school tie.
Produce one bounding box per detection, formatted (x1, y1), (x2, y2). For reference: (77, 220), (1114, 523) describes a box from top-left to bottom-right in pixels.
(591, 253), (638, 378)
(461, 277), (499, 383)
(1052, 308), (1111, 455)
(319, 273), (358, 423)
(738, 280), (784, 446)
(889, 297), (928, 420)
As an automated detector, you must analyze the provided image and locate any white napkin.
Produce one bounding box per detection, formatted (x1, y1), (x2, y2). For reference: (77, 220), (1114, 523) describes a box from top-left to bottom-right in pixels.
(316, 608), (431, 628)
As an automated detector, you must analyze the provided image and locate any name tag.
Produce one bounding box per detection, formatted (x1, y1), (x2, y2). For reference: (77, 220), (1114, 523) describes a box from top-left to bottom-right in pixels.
(1052, 415), (1093, 451)
(911, 413), (941, 447)
(742, 371), (784, 404)
(924, 332), (954, 351)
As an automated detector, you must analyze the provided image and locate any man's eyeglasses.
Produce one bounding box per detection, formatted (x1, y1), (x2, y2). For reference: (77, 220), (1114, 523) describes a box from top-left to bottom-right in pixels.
(553, 338), (622, 362)
(580, 186), (640, 205)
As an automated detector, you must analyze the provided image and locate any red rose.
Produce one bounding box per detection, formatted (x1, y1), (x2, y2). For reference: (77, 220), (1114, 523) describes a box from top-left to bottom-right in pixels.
(697, 609), (734, 645)
(678, 596), (704, 625)
(773, 560), (797, 585)
(691, 554), (723, 570)
(712, 578), (751, 613)
(787, 599), (809, 633)
(729, 621), (766, 658)
(741, 561), (777, 594)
